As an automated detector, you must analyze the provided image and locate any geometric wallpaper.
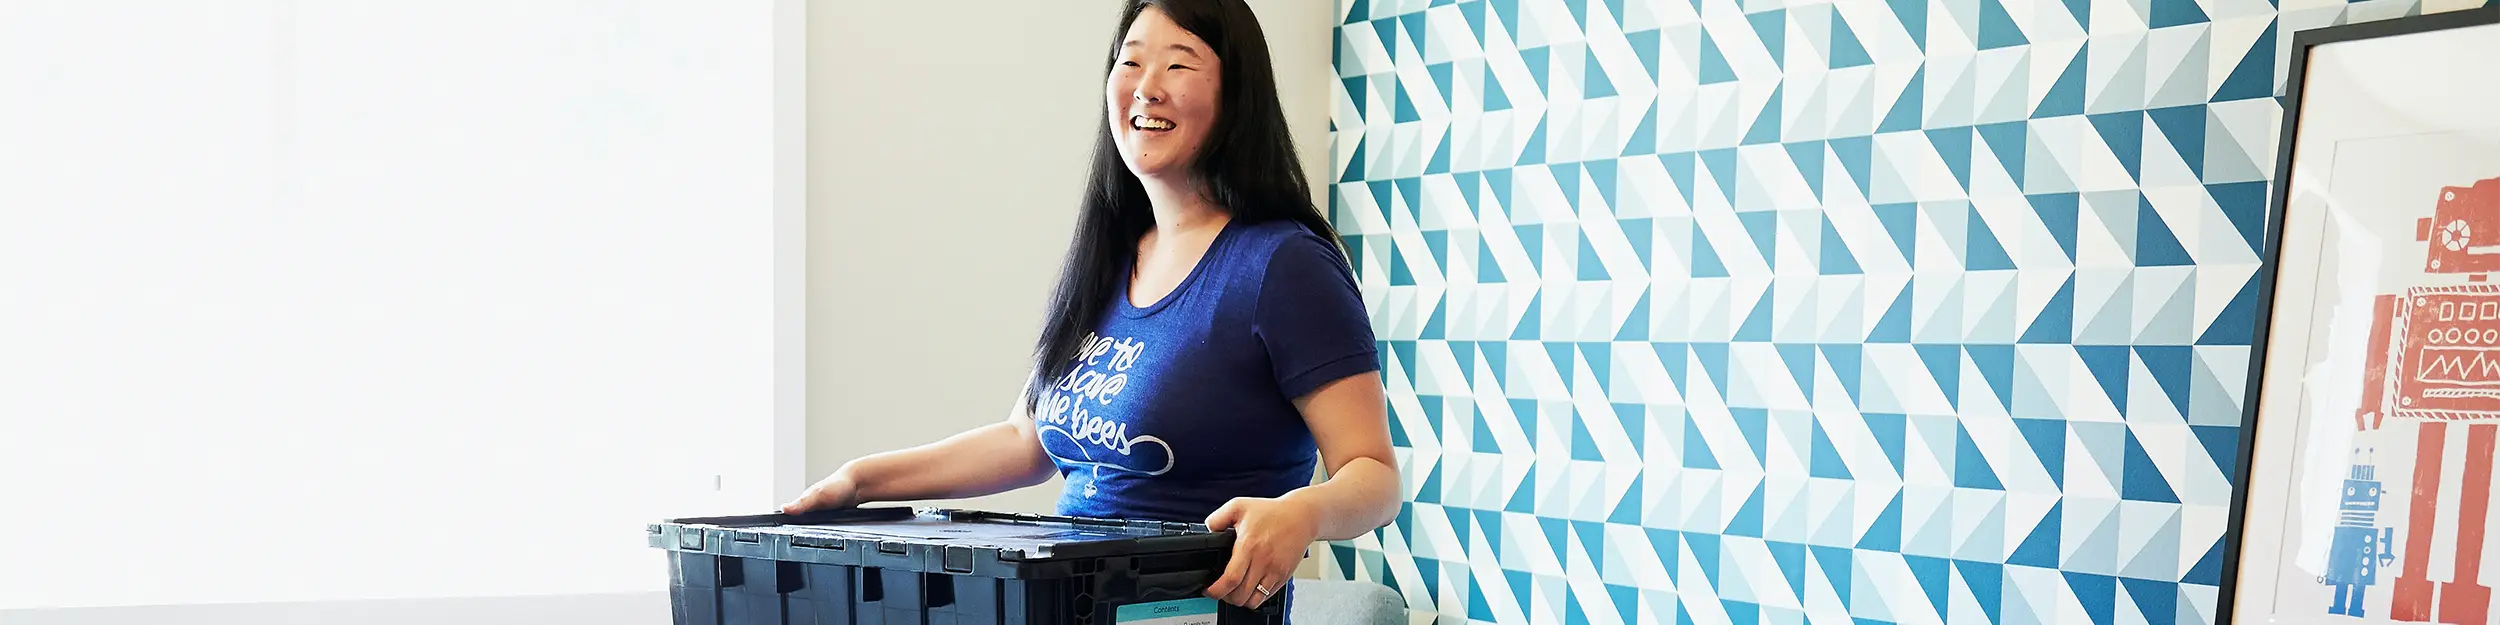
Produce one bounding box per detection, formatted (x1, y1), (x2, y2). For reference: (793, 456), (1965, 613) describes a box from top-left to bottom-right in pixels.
(1314, 0), (2474, 623)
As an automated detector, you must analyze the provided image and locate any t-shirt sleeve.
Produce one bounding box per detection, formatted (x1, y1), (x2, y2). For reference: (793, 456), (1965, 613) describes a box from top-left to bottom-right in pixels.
(1253, 232), (1381, 399)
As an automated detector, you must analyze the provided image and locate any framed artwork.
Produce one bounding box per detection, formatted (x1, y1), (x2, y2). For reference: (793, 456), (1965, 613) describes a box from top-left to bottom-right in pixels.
(2227, 5), (2500, 625)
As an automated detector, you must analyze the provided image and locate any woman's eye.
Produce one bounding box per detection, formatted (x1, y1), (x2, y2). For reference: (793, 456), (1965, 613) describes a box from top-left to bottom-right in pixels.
(1169, 64), (1189, 71)
(1121, 61), (1140, 67)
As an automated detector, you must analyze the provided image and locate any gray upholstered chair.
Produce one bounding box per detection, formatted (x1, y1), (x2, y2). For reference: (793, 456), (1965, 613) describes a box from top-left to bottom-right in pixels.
(1288, 579), (1407, 624)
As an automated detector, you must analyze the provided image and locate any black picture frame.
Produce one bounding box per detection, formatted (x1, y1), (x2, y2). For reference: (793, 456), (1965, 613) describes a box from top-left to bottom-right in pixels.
(2223, 4), (2500, 625)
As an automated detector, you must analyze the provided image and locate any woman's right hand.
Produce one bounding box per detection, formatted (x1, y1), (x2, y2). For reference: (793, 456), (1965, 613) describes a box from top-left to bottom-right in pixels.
(780, 469), (864, 514)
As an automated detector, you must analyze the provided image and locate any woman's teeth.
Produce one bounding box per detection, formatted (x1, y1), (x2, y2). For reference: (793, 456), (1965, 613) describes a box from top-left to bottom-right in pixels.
(1132, 116), (1175, 131)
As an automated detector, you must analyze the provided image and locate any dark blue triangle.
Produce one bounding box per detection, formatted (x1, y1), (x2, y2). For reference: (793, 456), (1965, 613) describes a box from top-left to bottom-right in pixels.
(1515, 292), (1541, 340)
(1917, 344), (1964, 409)
(1788, 141), (1828, 200)
(1868, 287), (1914, 343)
(2034, 51), (2088, 118)
(1521, 45), (1553, 94)
(1506, 466), (1537, 512)
(1609, 585), (1641, 625)
(1622, 217), (1655, 269)
(1977, 121), (2028, 187)
(1540, 517), (1571, 564)
(2088, 112), (2145, 182)
(1736, 289), (1776, 342)
(2194, 424), (2238, 483)
(1565, 0), (1592, 26)
(1510, 400), (1538, 443)
(1425, 230), (1452, 270)
(1769, 541), (1808, 596)
(2210, 181), (2268, 252)
(2015, 418), (2067, 488)
(1881, 70), (1926, 132)
(1957, 425), (2006, 490)
(1618, 289), (1653, 341)
(1486, 167), (1513, 210)
(1347, 0), (1371, 24)
(2009, 502), (2064, 567)
(1590, 157), (1621, 208)
(1740, 211), (1779, 263)
(2078, 346), (2131, 411)
(2019, 277), (2077, 344)
(1612, 399), (1642, 445)
(1486, 61), (1514, 111)
(1904, 555), (1953, 619)
(2123, 431), (2183, 503)
(1401, 11), (1431, 53)
(1811, 419), (1854, 479)
(1476, 237), (1504, 283)
(2198, 273), (2261, 346)
(2136, 195), (2196, 266)
(2066, 572), (2118, 625)
(1367, 180), (1396, 226)
(1686, 532), (1722, 588)
(1693, 221), (1732, 278)
(1648, 528), (1684, 580)
(2150, 0), (2210, 28)
(2214, 25), (2277, 102)
(1824, 343), (1865, 403)
(1694, 342), (1731, 398)
(1586, 48), (1618, 98)
(1866, 412), (1908, 474)
(1430, 134), (1455, 179)
(1340, 141), (1368, 183)
(1394, 340), (1421, 385)
(2184, 538), (2226, 585)
(1968, 344), (2015, 410)
(1656, 342), (1689, 391)
(1391, 245), (1417, 287)
(1482, 341), (1507, 385)
(1627, 27), (1666, 76)
(2136, 345), (2192, 419)
(1745, 87), (1786, 145)
(1831, 14), (1875, 68)
(1547, 342), (1578, 384)
(1725, 483), (1767, 537)
(1733, 408), (1770, 458)
(1415, 459), (1441, 502)
(1389, 403), (1412, 447)
(1779, 343), (1819, 396)
(1460, 0), (1489, 38)
(1573, 519), (1608, 570)
(1699, 29), (1739, 84)
(1831, 135), (1875, 196)
(1889, 0), (1930, 50)
(1611, 474), (1646, 524)
(1663, 151), (1698, 204)
(1423, 396), (1448, 442)
(1343, 234), (1367, 273)
(1342, 74), (1368, 120)
(1626, 104), (1662, 156)
(1957, 561), (2007, 625)
(1684, 414), (1722, 469)
(1492, 0), (1522, 45)
(1750, 10), (1787, 70)
(1812, 546), (1855, 605)
(1822, 217), (1865, 275)
(2147, 105), (2207, 178)
(1702, 148), (1740, 201)
(1967, 207), (2018, 271)
(2032, 192), (2082, 260)
(2119, 579), (2180, 625)
(1519, 118), (1549, 166)
(1978, 0), (2029, 49)
(2063, 0), (2093, 30)
(1374, 18), (1400, 57)
(1474, 412), (1503, 453)
(1553, 162), (1583, 208)
(1927, 126), (1976, 190)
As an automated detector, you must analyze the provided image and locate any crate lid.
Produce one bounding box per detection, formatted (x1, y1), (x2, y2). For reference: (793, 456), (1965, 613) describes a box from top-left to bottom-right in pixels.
(649, 507), (1235, 574)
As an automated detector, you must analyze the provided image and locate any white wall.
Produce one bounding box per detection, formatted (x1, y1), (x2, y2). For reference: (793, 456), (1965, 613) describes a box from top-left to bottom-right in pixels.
(0, 0), (800, 614)
(805, 0), (1339, 514)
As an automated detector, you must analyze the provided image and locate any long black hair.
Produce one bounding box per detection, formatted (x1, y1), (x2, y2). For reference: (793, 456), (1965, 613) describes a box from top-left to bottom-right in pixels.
(1023, 0), (1342, 412)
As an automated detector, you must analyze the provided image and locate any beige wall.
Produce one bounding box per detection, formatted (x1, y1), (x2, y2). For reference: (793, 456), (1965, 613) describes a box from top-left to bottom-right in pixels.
(805, 1), (1340, 514)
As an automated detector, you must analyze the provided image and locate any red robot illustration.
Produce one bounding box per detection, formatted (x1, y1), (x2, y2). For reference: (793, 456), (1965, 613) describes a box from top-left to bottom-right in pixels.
(2349, 176), (2500, 625)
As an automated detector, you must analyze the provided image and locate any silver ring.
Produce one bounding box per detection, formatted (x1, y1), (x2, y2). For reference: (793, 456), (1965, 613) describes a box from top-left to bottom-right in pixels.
(1255, 584), (1272, 597)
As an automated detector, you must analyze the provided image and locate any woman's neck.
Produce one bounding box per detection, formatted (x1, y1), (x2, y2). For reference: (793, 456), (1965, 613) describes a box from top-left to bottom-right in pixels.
(1139, 175), (1228, 236)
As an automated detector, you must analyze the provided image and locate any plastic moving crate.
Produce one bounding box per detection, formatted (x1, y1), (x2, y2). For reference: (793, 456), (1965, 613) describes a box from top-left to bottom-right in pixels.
(648, 507), (1290, 625)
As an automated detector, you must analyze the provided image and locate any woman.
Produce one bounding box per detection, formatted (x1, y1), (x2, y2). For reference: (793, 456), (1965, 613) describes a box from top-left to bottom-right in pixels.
(779, 0), (1401, 612)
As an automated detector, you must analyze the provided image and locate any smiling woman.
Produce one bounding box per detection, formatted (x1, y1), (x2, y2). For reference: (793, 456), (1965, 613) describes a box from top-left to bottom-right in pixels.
(779, 0), (1400, 618)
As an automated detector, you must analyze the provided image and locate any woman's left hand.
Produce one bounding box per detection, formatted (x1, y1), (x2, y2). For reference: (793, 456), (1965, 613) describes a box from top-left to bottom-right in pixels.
(1203, 496), (1320, 609)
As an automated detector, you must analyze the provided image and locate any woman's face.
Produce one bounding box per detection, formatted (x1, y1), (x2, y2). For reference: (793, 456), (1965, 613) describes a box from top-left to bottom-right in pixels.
(1106, 7), (1222, 182)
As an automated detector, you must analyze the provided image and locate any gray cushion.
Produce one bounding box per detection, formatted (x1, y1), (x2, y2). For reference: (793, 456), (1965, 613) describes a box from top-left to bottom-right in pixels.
(1288, 579), (1406, 625)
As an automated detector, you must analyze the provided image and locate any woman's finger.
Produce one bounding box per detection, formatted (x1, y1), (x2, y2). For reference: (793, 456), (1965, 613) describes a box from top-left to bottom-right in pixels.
(1207, 538), (1258, 601)
(1221, 552), (1270, 607)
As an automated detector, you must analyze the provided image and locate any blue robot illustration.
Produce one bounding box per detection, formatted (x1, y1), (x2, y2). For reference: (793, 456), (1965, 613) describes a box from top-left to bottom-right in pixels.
(2324, 451), (2400, 618)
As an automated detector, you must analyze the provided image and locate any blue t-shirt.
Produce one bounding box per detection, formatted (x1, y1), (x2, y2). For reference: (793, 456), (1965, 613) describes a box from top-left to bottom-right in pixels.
(1033, 218), (1379, 523)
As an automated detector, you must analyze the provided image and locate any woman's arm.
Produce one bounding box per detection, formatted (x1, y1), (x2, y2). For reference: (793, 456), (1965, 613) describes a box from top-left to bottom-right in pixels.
(782, 397), (1057, 513)
(1204, 371), (1401, 607)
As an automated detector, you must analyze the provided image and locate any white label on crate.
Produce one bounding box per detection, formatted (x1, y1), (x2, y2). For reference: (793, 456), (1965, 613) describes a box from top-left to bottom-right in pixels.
(1114, 598), (1218, 625)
